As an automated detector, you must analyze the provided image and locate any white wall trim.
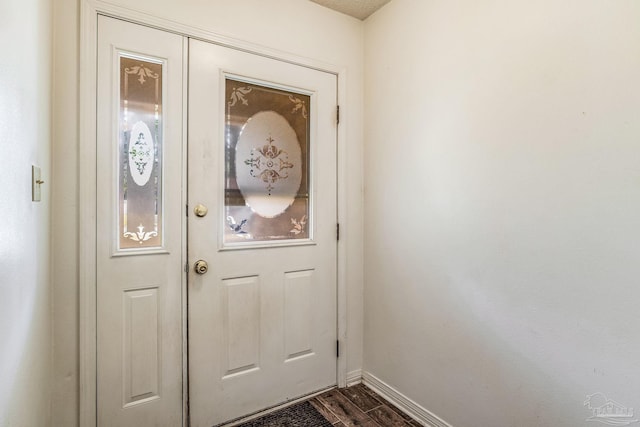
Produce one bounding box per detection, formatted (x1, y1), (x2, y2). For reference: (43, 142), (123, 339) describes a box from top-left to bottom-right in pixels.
(336, 65), (349, 388)
(79, 2), (98, 427)
(180, 36), (190, 427)
(79, 1), (352, 425)
(346, 369), (362, 386)
(90, 0), (343, 74)
(362, 371), (454, 427)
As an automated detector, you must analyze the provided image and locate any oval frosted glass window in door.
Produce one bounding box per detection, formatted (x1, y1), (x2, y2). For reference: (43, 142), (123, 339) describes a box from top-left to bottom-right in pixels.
(128, 121), (155, 186)
(236, 111), (302, 218)
(223, 77), (311, 246)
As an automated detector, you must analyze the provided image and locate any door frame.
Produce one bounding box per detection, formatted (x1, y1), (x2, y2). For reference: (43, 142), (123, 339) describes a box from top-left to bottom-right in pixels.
(79, 2), (351, 426)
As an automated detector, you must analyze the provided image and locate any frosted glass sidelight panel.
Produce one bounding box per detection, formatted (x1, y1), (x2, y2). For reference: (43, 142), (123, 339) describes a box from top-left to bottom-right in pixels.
(224, 77), (310, 245)
(118, 55), (164, 250)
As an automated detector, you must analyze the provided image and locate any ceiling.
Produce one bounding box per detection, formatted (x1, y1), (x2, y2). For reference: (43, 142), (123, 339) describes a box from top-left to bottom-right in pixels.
(309, 0), (392, 20)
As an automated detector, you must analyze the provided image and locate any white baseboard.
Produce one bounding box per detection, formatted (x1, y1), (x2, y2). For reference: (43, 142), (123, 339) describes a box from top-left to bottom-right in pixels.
(346, 369), (362, 386)
(362, 371), (453, 427)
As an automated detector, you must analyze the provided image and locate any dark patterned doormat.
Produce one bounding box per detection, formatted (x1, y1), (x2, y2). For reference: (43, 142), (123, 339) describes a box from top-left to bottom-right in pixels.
(235, 401), (333, 427)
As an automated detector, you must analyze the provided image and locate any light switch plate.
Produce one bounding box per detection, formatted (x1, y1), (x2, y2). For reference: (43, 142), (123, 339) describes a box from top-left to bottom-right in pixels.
(32, 165), (42, 202)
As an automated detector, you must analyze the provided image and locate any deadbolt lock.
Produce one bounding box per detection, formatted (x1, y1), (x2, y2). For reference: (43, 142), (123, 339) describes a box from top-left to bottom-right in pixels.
(194, 260), (209, 275)
(194, 204), (208, 217)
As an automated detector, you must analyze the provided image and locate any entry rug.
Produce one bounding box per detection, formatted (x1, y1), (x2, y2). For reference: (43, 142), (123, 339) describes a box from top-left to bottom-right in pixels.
(236, 401), (333, 427)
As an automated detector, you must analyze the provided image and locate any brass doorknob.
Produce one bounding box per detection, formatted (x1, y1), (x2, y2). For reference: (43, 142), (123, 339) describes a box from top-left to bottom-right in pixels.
(194, 260), (209, 275)
(194, 204), (208, 217)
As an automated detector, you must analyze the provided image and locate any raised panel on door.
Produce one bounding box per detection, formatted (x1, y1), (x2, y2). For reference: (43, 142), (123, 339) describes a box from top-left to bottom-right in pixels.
(222, 276), (261, 377)
(188, 38), (338, 426)
(96, 16), (184, 427)
(284, 270), (315, 361)
(122, 287), (160, 406)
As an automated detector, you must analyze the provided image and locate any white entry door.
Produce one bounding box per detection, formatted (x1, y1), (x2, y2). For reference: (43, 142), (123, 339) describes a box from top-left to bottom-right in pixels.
(96, 16), (185, 427)
(188, 39), (338, 426)
(96, 18), (337, 427)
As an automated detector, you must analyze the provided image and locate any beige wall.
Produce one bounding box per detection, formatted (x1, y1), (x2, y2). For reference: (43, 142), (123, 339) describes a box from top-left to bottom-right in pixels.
(0, 0), (52, 425)
(364, 1), (640, 426)
(52, 1), (364, 425)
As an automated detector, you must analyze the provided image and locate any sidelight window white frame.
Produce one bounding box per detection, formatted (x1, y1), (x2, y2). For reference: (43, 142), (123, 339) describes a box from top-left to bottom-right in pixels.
(79, 1), (351, 426)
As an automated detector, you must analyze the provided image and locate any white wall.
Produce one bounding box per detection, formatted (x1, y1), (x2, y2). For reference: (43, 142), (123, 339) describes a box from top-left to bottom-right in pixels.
(364, 1), (640, 426)
(52, 1), (364, 425)
(0, 0), (52, 425)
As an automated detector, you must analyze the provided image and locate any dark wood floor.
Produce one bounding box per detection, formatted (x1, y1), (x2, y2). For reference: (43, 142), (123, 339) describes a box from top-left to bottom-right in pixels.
(310, 384), (422, 427)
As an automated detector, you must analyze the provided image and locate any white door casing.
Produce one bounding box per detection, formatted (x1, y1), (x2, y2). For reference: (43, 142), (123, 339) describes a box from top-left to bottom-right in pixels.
(188, 38), (338, 426)
(96, 16), (184, 427)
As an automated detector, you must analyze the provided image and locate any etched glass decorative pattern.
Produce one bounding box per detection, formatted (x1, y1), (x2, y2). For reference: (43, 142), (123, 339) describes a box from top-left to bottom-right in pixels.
(118, 55), (163, 250)
(224, 78), (310, 245)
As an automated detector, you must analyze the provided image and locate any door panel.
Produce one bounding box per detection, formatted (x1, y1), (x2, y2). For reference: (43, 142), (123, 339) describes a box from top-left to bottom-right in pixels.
(221, 276), (261, 377)
(96, 16), (184, 427)
(188, 39), (338, 426)
(122, 287), (160, 406)
(284, 270), (315, 360)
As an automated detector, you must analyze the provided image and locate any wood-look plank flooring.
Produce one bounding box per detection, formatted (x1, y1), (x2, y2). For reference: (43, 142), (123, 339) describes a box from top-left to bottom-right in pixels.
(310, 384), (422, 427)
